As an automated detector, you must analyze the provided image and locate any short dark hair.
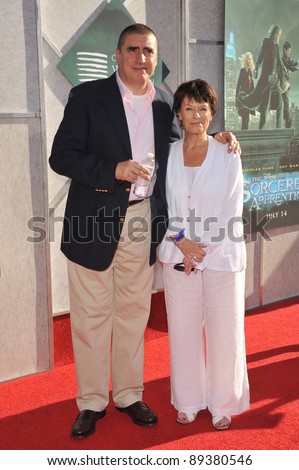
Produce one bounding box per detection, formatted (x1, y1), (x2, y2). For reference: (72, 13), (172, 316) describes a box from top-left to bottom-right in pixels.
(173, 79), (217, 116)
(283, 40), (292, 50)
(117, 23), (157, 50)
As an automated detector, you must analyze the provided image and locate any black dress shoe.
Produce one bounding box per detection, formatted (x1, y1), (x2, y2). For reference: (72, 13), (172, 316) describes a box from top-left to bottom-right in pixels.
(116, 401), (158, 426)
(71, 409), (106, 439)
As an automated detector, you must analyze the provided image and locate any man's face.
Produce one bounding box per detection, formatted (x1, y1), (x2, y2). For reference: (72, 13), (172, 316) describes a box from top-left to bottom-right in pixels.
(285, 47), (291, 58)
(274, 30), (281, 44)
(116, 33), (158, 94)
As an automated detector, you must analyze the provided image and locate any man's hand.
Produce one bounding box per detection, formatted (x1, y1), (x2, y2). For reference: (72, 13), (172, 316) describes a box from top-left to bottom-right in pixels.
(115, 160), (151, 184)
(214, 132), (241, 154)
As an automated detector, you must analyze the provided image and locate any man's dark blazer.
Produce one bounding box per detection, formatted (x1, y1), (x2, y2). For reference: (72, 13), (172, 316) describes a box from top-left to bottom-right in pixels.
(49, 73), (181, 271)
(255, 38), (284, 112)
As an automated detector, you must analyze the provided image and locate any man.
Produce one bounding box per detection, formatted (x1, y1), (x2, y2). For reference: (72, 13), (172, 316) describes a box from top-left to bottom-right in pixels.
(281, 40), (299, 128)
(49, 23), (239, 439)
(238, 25), (284, 129)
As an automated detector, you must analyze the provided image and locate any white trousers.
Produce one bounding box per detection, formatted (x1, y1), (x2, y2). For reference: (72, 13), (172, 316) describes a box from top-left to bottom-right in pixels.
(163, 265), (250, 417)
(68, 199), (154, 411)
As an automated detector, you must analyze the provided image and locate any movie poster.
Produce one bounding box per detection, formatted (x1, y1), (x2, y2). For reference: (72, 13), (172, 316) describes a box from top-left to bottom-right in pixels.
(224, 0), (299, 233)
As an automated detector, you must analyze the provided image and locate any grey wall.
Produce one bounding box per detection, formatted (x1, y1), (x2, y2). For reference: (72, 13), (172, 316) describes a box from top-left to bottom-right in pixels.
(0, 0), (52, 382)
(0, 0), (298, 382)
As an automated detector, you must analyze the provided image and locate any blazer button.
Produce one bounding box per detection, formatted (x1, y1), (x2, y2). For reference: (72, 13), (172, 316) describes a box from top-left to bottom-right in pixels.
(119, 217), (125, 223)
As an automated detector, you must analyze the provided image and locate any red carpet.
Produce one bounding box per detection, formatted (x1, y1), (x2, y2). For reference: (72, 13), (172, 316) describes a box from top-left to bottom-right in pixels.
(0, 292), (298, 450)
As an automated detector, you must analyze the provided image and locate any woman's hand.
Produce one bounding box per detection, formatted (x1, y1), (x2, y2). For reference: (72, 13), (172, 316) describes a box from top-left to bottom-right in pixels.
(183, 257), (197, 275)
(175, 238), (207, 274)
(214, 131), (241, 154)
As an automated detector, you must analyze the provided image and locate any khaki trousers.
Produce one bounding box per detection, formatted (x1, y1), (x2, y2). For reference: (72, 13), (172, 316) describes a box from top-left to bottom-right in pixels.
(67, 199), (154, 411)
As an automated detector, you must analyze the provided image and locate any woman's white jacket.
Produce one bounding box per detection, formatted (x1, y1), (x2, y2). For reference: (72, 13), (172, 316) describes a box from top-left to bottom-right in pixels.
(158, 137), (247, 272)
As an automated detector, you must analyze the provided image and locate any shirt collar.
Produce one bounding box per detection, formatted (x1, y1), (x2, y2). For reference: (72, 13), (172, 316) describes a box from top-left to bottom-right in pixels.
(116, 70), (155, 105)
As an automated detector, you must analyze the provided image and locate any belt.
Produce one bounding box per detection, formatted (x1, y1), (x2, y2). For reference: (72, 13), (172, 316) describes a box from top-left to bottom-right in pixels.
(128, 199), (145, 207)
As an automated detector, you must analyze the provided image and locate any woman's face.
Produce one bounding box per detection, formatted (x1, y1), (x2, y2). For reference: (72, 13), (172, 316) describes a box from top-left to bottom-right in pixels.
(246, 53), (253, 66)
(178, 97), (212, 136)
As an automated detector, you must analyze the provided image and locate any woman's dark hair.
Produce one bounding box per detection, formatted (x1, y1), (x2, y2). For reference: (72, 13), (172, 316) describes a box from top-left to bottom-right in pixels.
(117, 23), (157, 50)
(173, 79), (217, 116)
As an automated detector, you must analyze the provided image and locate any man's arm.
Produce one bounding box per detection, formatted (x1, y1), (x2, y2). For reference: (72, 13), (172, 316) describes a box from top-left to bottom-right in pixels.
(213, 132), (241, 154)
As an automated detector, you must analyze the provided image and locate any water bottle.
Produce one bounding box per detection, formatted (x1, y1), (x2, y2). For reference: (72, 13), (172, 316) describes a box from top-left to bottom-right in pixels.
(133, 153), (155, 198)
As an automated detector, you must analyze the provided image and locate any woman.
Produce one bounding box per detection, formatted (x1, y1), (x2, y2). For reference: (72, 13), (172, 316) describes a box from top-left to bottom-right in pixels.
(158, 79), (249, 430)
(236, 52), (255, 129)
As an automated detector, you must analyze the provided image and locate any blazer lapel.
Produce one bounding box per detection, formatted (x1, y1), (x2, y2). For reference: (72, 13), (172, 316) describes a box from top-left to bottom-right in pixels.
(152, 95), (169, 206)
(152, 97), (164, 160)
(100, 74), (132, 156)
